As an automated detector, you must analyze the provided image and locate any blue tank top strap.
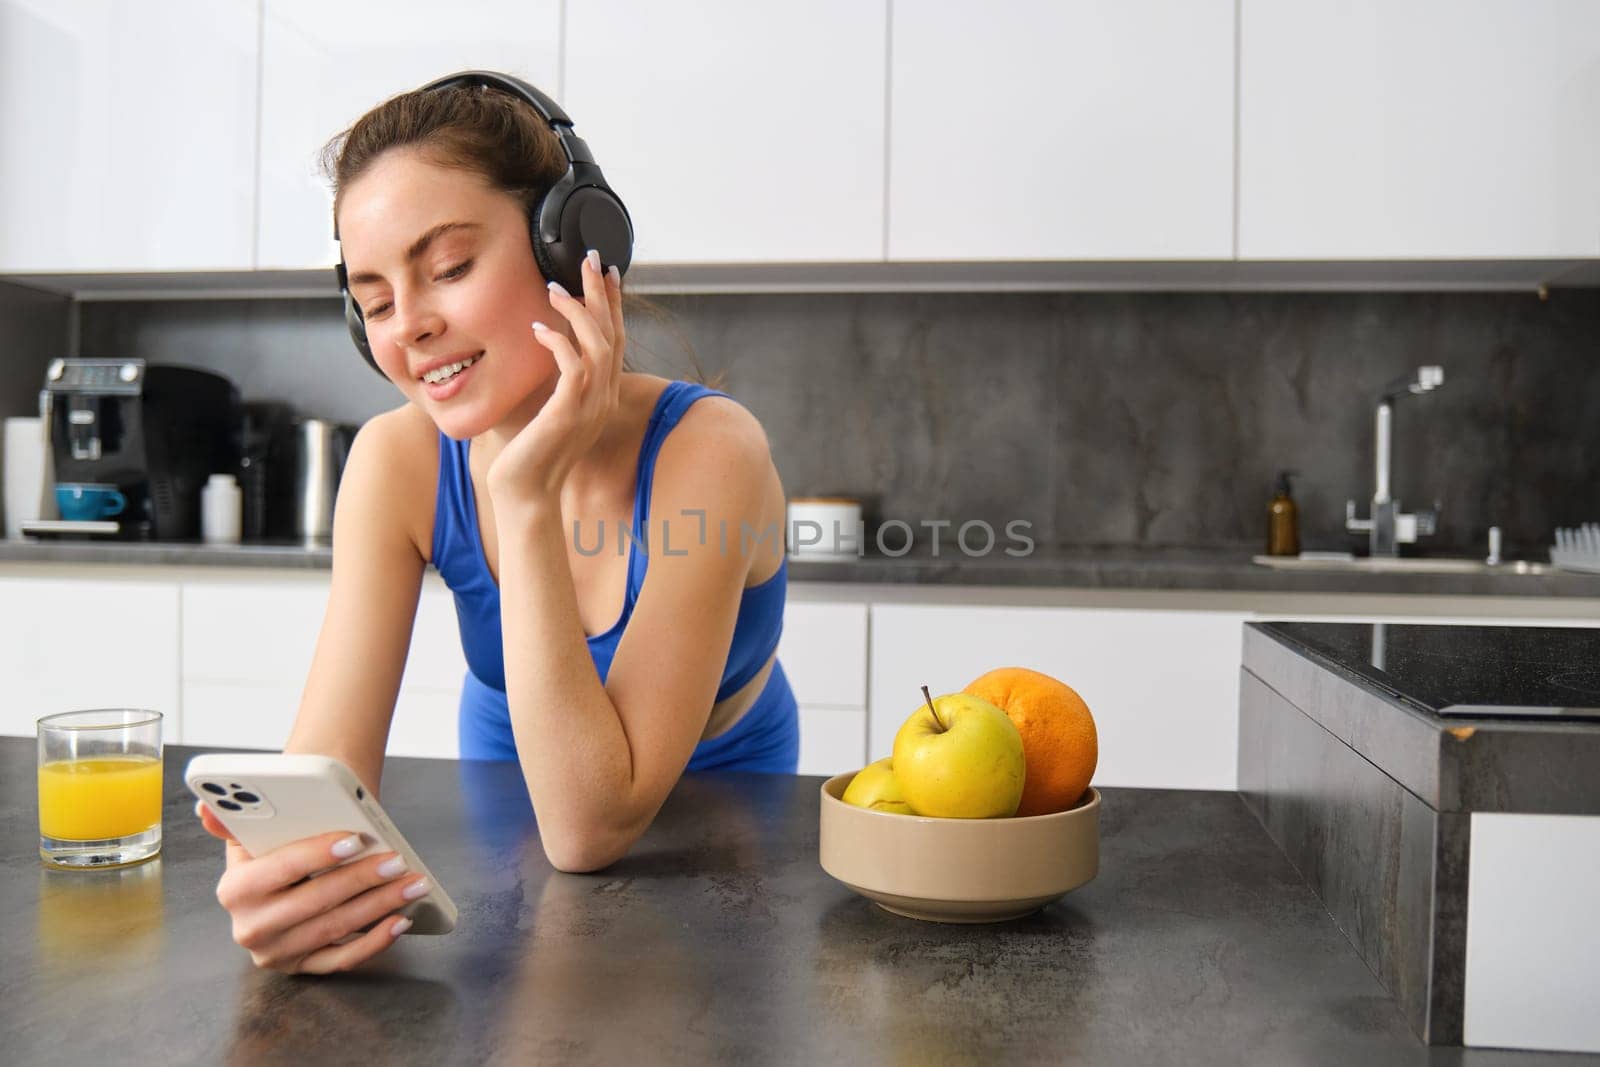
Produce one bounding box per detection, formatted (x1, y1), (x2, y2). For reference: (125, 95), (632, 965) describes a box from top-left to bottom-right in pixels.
(431, 432), (505, 690)
(621, 381), (733, 609)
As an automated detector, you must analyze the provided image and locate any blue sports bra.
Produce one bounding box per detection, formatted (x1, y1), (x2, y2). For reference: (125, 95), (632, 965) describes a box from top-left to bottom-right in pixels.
(428, 380), (788, 700)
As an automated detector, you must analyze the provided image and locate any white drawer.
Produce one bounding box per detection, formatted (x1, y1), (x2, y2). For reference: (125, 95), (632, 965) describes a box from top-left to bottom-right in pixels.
(797, 704), (866, 778)
(779, 601), (868, 708)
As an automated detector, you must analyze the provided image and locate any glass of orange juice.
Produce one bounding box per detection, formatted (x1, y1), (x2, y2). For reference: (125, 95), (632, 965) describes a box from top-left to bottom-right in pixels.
(37, 709), (164, 869)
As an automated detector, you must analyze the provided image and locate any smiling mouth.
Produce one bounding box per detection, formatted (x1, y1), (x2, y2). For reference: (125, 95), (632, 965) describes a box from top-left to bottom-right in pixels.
(419, 352), (483, 385)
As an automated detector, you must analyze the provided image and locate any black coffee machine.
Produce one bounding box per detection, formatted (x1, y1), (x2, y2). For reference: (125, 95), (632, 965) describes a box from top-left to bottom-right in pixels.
(35, 359), (241, 540)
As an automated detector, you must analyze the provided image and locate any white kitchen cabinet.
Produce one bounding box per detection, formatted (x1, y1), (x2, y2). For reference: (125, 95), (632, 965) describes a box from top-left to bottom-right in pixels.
(868, 603), (1250, 791)
(180, 575), (467, 757)
(0, 0), (258, 272)
(888, 0), (1236, 260)
(257, 0), (561, 270)
(389, 582), (468, 758)
(796, 704), (868, 779)
(778, 601), (868, 708)
(779, 600), (869, 775)
(0, 577), (179, 743)
(564, 1), (888, 263)
(1239, 0), (1600, 259)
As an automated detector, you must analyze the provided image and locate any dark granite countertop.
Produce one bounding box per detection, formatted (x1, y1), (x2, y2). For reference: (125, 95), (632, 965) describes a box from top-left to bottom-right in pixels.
(1, 740), (1586, 1064)
(1245, 622), (1600, 814)
(5, 536), (1600, 597)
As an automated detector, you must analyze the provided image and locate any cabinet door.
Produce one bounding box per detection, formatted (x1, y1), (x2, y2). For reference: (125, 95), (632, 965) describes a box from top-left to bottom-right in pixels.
(0, 578), (179, 743)
(565, 1), (887, 263)
(797, 704), (868, 778)
(182, 575), (467, 757)
(389, 580), (467, 758)
(181, 580), (327, 750)
(0, 0), (258, 272)
(868, 604), (1248, 791)
(780, 601), (869, 775)
(888, 0), (1235, 260)
(1239, 0), (1600, 258)
(257, 0), (561, 269)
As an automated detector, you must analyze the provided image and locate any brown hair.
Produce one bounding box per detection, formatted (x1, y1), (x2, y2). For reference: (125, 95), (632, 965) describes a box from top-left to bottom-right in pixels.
(318, 80), (719, 387)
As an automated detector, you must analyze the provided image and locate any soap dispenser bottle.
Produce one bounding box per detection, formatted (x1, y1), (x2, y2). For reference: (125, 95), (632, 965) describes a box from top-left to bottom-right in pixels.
(1267, 470), (1300, 556)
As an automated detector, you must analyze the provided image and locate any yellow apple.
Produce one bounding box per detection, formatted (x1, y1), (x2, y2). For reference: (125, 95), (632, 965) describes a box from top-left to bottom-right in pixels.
(892, 687), (1025, 818)
(840, 757), (917, 814)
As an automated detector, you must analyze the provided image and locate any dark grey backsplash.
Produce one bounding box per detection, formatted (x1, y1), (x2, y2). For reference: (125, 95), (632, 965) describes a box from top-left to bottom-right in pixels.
(71, 287), (1600, 556)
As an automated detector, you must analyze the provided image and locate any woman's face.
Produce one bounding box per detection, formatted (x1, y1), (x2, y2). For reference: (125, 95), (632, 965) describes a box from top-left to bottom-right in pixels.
(337, 148), (558, 440)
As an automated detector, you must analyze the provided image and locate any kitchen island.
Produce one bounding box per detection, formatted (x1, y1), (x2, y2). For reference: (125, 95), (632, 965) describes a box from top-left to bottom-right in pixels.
(0, 740), (1588, 1064)
(1241, 622), (1600, 1053)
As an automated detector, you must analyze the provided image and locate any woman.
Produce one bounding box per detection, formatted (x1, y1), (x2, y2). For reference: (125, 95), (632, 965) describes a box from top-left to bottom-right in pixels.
(199, 73), (798, 973)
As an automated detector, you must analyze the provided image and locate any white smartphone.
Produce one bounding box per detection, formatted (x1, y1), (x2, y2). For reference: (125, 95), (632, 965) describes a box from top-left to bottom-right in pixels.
(185, 752), (458, 935)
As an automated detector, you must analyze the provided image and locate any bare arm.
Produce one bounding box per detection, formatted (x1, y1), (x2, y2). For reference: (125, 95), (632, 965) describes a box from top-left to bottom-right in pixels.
(283, 409), (428, 798)
(496, 399), (777, 872)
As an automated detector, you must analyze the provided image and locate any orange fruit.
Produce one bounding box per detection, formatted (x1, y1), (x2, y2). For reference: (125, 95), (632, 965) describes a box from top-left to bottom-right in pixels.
(963, 666), (1097, 817)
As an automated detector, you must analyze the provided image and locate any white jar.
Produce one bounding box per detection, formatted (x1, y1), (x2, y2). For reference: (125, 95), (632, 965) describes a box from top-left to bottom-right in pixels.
(201, 473), (242, 544)
(787, 497), (864, 558)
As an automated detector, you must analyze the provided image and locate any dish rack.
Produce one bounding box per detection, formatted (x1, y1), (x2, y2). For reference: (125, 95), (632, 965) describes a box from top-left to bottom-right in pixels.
(1551, 524), (1600, 574)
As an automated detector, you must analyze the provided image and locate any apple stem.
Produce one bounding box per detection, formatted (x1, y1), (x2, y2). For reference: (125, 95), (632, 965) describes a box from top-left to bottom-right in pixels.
(920, 684), (947, 733)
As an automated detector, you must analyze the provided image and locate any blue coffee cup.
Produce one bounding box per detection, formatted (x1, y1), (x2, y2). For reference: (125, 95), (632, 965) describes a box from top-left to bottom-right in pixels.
(55, 483), (126, 521)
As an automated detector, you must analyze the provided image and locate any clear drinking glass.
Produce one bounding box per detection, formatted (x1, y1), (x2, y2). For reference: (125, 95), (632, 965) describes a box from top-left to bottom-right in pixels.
(37, 709), (164, 869)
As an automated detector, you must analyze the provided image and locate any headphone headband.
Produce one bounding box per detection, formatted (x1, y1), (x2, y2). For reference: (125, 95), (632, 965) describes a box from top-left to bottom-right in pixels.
(334, 70), (633, 375)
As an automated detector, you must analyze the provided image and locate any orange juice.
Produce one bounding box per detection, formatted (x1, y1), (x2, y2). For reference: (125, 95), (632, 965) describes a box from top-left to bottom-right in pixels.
(38, 756), (163, 841)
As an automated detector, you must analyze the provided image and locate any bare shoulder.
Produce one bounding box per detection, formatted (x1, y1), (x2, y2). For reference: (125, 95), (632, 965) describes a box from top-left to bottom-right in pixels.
(653, 387), (786, 579)
(661, 390), (774, 481)
(345, 402), (440, 561)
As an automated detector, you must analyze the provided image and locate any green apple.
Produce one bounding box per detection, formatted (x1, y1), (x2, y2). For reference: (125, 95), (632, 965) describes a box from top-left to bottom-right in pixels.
(892, 686), (1025, 818)
(841, 757), (917, 815)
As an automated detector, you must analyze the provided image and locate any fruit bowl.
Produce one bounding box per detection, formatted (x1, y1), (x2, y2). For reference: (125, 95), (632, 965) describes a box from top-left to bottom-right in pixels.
(818, 770), (1100, 923)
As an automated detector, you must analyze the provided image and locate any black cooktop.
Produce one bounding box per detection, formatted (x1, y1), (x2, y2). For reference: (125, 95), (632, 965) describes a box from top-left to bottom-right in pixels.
(1259, 622), (1600, 721)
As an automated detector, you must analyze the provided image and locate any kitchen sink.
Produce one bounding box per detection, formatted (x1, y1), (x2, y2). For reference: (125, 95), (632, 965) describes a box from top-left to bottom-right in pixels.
(1251, 554), (1553, 576)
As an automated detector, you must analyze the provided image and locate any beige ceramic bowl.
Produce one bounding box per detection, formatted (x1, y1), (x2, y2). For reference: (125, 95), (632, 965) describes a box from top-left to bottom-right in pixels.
(819, 771), (1101, 923)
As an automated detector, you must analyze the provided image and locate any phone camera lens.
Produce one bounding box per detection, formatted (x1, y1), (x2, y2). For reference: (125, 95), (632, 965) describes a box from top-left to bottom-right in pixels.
(202, 783), (227, 795)
(355, 786), (365, 800)
(218, 799), (242, 811)
(232, 791), (260, 804)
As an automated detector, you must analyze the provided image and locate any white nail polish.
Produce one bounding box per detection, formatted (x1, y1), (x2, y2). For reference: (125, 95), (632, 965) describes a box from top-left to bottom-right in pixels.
(377, 855), (407, 878)
(331, 833), (363, 859)
(532, 320), (548, 332)
(194, 799), (205, 819)
(548, 280), (569, 298)
(402, 878), (430, 901)
(607, 264), (621, 285)
(391, 916), (413, 937)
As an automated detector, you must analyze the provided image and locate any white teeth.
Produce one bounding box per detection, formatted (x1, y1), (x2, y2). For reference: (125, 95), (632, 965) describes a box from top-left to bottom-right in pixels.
(421, 353), (481, 385)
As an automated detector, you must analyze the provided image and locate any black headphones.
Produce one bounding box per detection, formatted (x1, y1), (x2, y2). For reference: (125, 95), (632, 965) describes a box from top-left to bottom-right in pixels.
(333, 70), (634, 374)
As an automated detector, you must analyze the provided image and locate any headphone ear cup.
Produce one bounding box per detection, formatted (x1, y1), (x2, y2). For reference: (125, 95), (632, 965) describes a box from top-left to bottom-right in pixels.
(532, 186), (633, 295)
(530, 211), (577, 295)
(343, 287), (377, 372)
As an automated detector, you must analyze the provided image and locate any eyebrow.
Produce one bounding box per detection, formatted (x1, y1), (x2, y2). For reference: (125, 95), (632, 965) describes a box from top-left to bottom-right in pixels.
(345, 221), (483, 287)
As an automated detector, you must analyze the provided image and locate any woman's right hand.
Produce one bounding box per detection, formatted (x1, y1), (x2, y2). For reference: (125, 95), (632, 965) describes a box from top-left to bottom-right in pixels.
(197, 802), (430, 974)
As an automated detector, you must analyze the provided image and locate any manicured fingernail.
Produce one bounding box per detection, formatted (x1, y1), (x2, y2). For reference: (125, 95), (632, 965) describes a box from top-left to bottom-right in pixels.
(532, 320), (549, 332)
(607, 264), (621, 285)
(547, 280), (569, 299)
(586, 248), (600, 271)
(194, 799), (206, 819)
(377, 855), (407, 878)
(402, 878), (430, 901)
(391, 916), (413, 937)
(331, 834), (363, 858)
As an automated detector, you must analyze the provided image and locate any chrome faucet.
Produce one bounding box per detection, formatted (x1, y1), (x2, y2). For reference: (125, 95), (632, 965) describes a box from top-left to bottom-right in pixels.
(1345, 366), (1444, 557)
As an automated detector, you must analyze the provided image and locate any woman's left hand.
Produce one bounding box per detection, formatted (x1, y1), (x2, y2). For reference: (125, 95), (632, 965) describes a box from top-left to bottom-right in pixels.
(485, 249), (625, 510)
